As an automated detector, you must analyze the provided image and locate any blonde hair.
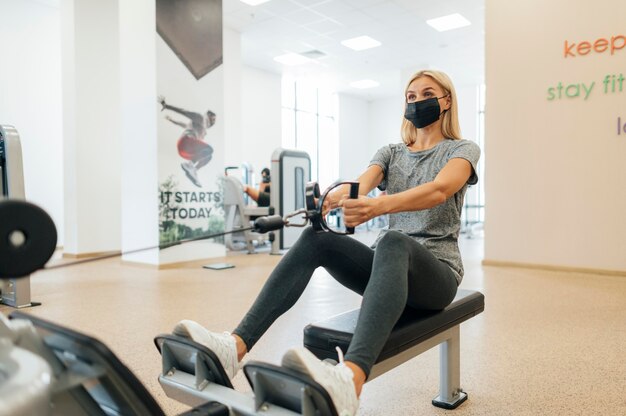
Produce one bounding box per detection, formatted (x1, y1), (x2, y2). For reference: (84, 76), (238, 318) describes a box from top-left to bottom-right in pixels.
(400, 70), (462, 145)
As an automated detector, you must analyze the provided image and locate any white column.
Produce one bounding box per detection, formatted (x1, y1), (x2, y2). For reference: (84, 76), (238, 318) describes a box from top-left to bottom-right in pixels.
(61, 0), (121, 256)
(119, 0), (159, 265)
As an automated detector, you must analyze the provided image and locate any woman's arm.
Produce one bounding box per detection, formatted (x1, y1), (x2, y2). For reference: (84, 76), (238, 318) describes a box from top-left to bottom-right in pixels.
(342, 158), (473, 227)
(324, 165), (384, 210)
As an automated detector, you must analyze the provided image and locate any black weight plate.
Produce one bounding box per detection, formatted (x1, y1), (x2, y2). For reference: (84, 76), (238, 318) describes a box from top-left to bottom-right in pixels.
(0, 199), (57, 278)
(305, 182), (324, 231)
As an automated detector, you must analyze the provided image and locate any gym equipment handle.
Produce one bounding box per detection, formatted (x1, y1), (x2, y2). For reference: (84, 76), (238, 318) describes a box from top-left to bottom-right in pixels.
(253, 215), (285, 233)
(345, 182), (360, 235)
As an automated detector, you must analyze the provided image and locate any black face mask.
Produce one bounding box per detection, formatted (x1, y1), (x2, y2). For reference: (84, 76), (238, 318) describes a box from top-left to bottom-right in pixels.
(404, 96), (447, 129)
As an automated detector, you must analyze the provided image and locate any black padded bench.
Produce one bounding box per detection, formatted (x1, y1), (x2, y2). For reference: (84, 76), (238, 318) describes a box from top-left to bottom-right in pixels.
(303, 289), (485, 409)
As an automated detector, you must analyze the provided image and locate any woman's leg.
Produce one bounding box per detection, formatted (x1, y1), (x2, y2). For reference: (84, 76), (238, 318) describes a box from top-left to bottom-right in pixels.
(344, 230), (459, 380)
(233, 227), (375, 351)
(175, 227), (374, 381)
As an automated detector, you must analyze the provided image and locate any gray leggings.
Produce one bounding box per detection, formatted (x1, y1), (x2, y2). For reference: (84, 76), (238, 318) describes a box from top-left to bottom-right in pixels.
(233, 227), (459, 377)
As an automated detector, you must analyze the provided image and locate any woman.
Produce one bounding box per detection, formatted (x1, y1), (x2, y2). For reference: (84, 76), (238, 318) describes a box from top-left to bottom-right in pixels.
(174, 70), (480, 415)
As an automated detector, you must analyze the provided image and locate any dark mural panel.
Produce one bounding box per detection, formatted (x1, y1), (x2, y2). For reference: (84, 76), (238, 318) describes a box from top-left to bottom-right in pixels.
(156, 0), (223, 80)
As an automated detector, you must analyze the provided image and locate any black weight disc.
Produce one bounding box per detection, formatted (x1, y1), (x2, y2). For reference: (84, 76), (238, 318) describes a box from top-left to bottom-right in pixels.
(0, 199), (57, 278)
(305, 182), (323, 231)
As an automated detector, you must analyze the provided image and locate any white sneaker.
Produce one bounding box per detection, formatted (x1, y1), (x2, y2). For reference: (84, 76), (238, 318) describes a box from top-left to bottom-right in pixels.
(173, 320), (240, 379)
(282, 347), (359, 416)
(181, 162), (202, 188)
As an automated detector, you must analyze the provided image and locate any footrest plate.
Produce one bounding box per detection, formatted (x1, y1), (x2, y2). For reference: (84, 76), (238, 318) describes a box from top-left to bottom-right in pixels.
(154, 334), (233, 389)
(244, 361), (338, 416)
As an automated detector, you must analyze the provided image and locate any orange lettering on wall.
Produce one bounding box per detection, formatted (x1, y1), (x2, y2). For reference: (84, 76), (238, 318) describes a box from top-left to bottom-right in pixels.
(594, 38), (608, 53)
(564, 41), (575, 57)
(577, 41), (591, 55)
(611, 35), (625, 55)
(564, 34), (625, 57)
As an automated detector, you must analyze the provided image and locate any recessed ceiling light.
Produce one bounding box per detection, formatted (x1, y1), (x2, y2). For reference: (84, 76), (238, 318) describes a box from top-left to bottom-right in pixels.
(273, 53), (311, 66)
(341, 36), (382, 51)
(240, 0), (271, 6)
(350, 79), (379, 89)
(426, 13), (471, 32)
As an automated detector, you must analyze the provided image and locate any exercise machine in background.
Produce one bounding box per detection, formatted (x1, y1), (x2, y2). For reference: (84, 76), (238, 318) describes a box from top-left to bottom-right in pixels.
(270, 148), (310, 254)
(0, 124), (37, 308)
(223, 149), (311, 255)
(222, 168), (273, 254)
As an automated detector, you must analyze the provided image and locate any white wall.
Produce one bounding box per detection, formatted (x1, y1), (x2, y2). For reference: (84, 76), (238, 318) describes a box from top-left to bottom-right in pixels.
(337, 95), (372, 181)
(456, 84), (479, 142)
(223, 27), (243, 170)
(0, 0), (64, 244)
(223, 27), (281, 184)
(485, 0), (626, 272)
(241, 66), (282, 183)
(368, 96), (404, 156)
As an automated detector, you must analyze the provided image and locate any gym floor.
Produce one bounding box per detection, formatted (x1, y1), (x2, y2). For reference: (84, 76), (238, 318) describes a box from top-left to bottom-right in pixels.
(2, 232), (625, 415)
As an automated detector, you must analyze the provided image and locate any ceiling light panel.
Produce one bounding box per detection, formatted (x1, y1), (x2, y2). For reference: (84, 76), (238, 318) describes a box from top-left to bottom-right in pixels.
(239, 0), (272, 6)
(426, 13), (471, 32)
(341, 35), (382, 51)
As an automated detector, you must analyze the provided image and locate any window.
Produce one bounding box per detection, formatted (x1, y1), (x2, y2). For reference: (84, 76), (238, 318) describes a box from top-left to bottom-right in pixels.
(461, 84), (486, 236)
(281, 77), (338, 188)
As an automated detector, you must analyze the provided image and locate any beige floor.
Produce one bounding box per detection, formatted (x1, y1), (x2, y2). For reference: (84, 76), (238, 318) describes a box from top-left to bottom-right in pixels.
(2, 232), (626, 416)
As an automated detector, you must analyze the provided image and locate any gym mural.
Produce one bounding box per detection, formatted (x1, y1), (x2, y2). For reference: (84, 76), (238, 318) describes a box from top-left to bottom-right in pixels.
(156, 0), (225, 259)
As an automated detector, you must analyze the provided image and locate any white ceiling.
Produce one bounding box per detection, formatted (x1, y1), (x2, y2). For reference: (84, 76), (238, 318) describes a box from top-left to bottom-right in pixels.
(224, 0), (485, 101)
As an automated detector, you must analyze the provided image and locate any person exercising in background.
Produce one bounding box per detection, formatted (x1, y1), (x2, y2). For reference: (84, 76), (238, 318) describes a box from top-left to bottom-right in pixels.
(159, 96), (215, 188)
(244, 167), (271, 207)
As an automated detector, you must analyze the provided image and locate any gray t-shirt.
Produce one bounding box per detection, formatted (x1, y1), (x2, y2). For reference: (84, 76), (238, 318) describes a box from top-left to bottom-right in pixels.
(369, 139), (481, 284)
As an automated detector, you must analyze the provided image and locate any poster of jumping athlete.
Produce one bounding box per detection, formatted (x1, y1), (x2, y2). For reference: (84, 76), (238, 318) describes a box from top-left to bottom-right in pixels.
(156, 0), (225, 262)
(158, 96), (215, 187)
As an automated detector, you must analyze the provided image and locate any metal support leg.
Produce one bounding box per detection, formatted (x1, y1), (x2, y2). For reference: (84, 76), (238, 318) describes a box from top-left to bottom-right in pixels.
(432, 325), (467, 409)
(1, 278), (34, 308)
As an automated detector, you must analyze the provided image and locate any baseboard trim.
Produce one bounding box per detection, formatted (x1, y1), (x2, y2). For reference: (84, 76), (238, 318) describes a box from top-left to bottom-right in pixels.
(482, 259), (626, 277)
(62, 250), (120, 259)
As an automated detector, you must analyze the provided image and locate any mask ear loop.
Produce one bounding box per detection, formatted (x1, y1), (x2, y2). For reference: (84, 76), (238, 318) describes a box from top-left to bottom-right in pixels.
(440, 94), (451, 114)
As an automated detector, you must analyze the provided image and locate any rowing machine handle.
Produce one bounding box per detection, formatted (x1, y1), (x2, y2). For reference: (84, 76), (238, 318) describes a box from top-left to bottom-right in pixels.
(346, 182), (360, 235)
